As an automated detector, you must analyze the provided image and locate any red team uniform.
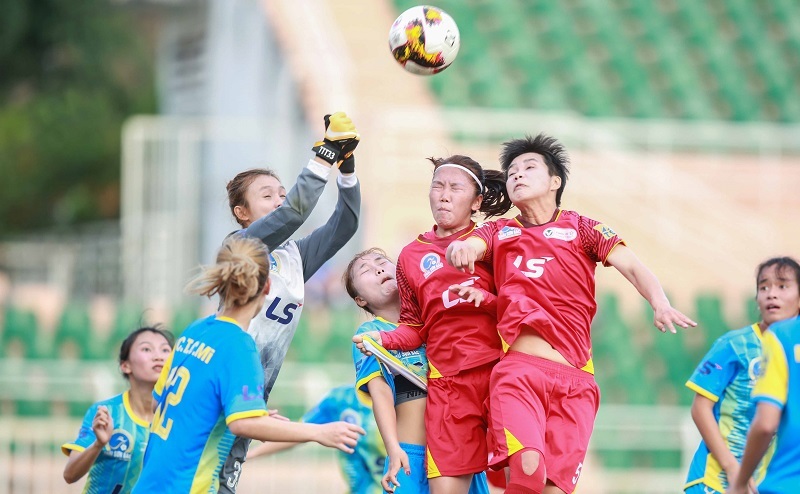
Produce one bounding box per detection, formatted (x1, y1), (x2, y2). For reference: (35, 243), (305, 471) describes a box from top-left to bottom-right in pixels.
(471, 209), (624, 493)
(381, 222), (503, 478)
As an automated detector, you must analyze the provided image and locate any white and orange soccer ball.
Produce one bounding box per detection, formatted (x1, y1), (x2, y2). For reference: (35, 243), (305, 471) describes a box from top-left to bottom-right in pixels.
(388, 5), (460, 75)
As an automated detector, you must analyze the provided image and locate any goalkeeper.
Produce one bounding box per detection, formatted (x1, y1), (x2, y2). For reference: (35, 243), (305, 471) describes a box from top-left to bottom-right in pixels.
(219, 112), (362, 493)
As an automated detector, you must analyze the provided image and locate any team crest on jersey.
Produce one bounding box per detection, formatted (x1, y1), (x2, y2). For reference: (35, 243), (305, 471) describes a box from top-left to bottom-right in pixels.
(543, 227), (577, 241)
(420, 253), (444, 278)
(105, 429), (133, 461)
(594, 224), (617, 240)
(268, 253), (280, 273)
(749, 356), (765, 382)
(498, 226), (522, 240)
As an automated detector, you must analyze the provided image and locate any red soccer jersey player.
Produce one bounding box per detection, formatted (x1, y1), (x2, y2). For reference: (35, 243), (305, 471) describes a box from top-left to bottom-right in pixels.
(447, 134), (696, 494)
(355, 154), (512, 494)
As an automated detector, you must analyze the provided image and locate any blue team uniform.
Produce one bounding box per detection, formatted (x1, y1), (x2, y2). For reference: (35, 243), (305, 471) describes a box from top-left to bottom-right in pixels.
(133, 316), (268, 494)
(751, 317), (800, 494)
(353, 318), (489, 494)
(62, 391), (150, 494)
(684, 323), (771, 493)
(302, 385), (385, 494)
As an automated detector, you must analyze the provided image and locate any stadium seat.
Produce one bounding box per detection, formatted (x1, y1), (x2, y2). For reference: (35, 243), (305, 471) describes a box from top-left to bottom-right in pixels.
(1, 306), (46, 359)
(391, 0), (800, 122)
(54, 303), (97, 360)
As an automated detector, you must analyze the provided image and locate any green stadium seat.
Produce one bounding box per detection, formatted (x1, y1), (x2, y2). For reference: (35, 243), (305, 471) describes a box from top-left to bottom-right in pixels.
(54, 303), (97, 360)
(107, 303), (145, 358)
(393, 0), (800, 123)
(1, 306), (47, 359)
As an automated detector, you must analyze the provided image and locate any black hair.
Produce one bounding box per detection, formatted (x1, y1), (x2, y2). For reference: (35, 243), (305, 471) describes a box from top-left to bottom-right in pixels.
(500, 133), (570, 206)
(756, 256), (800, 293)
(428, 155), (513, 218)
(119, 325), (175, 380)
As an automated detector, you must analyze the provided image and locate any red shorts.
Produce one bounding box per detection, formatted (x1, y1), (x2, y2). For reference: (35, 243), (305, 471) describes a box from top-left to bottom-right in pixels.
(425, 361), (495, 478)
(488, 351), (599, 493)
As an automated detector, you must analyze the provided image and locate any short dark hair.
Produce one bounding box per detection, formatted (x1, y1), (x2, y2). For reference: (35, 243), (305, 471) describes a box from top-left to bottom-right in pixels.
(500, 133), (570, 206)
(756, 256), (800, 293)
(119, 326), (175, 380)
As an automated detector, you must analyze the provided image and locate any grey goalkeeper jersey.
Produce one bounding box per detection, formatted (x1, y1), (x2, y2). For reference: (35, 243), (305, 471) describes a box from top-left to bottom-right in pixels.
(220, 160), (360, 493)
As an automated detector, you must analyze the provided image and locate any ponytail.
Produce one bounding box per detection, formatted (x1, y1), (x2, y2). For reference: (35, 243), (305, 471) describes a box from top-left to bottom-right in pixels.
(187, 236), (270, 309)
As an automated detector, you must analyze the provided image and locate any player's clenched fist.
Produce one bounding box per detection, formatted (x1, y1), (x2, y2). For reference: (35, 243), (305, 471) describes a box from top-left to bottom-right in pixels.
(315, 421), (365, 454)
(312, 112), (360, 170)
(92, 406), (114, 447)
(446, 240), (479, 274)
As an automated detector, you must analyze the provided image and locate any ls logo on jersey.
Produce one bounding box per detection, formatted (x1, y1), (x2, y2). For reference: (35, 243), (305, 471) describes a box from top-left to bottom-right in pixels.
(498, 226), (522, 240)
(105, 430), (133, 461)
(264, 297), (300, 325)
(442, 277), (479, 308)
(698, 360), (723, 375)
(513, 256), (553, 279)
(543, 227), (577, 241)
(420, 253), (444, 278)
(594, 224), (617, 240)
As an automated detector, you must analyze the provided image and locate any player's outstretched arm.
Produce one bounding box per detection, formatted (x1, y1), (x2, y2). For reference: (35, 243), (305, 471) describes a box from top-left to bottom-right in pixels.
(228, 415), (364, 454)
(606, 245), (697, 333)
(445, 238), (487, 274)
(725, 402), (780, 494)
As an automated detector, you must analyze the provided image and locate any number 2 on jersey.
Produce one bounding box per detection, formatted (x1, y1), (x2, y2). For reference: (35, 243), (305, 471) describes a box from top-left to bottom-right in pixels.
(152, 366), (191, 440)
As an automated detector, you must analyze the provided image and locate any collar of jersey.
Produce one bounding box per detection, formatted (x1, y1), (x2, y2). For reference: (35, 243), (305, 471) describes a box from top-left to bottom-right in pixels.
(416, 222), (476, 245)
(751, 322), (764, 341)
(216, 315), (242, 329)
(375, 316), (399, 326)
(514, 208), (562, 228)
(123, 390), (150, 427)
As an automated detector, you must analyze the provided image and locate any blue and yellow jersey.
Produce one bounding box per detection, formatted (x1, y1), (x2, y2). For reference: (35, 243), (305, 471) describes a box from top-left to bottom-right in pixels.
(61, 391), (150, 494)
(352, 317), (428, 406)
(132, 316), (267, 494)
(684, 323), (771, 492)
(751, 317), (800, 494)
(303, 385), (385, 494)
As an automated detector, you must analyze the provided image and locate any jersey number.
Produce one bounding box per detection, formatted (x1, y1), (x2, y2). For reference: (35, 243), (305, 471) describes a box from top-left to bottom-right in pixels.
(513, 256), (552, 279)
(152, 366), (191, 440)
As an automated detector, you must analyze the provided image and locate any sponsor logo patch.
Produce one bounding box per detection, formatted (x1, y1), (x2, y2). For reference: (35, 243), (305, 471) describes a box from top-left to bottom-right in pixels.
(420, 253), (444, 278)
(543, 227), (577, 241)
(593, 224), (617, 240)
(498, 226), (522, 240)
(105, 430), (133, 461)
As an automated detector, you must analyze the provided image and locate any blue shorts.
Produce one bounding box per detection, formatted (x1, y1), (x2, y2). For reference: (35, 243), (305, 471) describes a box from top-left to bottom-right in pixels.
(383, 443), (490, 494)
(685, 484), (722, 494)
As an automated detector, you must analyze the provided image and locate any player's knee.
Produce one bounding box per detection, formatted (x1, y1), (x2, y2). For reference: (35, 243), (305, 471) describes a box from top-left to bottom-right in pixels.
(507, 449), (546, 494)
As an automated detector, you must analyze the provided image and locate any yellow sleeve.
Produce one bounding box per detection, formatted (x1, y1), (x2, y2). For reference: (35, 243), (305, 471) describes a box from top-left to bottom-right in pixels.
(752, 331), (789, 409)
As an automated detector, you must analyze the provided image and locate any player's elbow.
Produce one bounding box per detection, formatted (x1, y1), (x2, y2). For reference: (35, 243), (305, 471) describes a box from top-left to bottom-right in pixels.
(63, 467), (80, 484)
(228, 418), (250, 437)
(750, 417), (779, 437)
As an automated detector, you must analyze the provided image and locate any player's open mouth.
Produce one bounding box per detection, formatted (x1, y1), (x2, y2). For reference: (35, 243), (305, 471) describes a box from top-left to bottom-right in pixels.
(765, 304), (781, 311)
(513, 184), (527, 191)
(153, 365), (163, 372)
(381, 275), (394, 285)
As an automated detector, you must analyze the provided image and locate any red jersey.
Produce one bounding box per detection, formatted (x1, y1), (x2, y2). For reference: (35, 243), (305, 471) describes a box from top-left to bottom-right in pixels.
(471, 210), (624, 372)
(381, 223), (503, 377)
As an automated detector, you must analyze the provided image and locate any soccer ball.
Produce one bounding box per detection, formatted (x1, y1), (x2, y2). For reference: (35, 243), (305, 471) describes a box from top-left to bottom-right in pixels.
(388, 5), (460, 75)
